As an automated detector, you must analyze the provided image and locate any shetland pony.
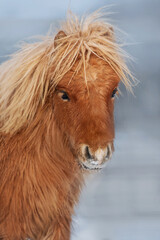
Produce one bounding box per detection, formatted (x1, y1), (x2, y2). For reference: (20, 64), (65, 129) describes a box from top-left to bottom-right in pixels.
(0, 10), (133, 240)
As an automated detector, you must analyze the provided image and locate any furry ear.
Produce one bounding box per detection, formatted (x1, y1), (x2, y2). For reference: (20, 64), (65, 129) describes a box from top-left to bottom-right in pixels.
(0, 41), (51, 134)
(54, 31), (67, 48)
(91, 25), (114, 41)
(103, 26), (114, 40)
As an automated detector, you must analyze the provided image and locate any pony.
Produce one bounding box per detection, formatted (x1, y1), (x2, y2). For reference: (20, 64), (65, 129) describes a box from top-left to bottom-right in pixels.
(0, 10), (133, 240)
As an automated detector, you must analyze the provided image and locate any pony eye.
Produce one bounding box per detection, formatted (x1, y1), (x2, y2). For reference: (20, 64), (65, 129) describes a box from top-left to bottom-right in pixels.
(111, 88), (118, 98)
(58, 91), (70, 101)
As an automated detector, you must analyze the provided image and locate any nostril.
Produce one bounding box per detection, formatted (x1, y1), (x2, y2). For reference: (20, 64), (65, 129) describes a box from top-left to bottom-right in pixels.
(85, 146), (92, 159)
(106, 146), (110, 159)
(106, 145), (112, 159)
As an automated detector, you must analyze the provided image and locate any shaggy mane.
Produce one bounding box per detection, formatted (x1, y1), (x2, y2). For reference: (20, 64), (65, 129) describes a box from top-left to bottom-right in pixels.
(0, 9), (134, 134)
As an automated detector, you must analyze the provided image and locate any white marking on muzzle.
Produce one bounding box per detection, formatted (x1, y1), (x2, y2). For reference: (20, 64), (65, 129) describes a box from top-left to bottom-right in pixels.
(95, 148), (108, 164)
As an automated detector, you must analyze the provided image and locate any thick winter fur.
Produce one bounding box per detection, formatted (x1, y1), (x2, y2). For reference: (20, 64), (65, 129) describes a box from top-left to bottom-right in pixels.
(0, 10), (133, 240)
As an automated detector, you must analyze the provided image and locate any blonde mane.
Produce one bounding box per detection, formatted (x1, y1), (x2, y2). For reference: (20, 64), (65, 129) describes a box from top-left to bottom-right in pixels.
(0, 9), (134, 134)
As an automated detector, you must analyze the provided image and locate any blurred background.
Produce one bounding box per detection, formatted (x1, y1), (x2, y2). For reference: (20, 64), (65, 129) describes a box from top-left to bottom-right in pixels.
(0, 0), (160, 239)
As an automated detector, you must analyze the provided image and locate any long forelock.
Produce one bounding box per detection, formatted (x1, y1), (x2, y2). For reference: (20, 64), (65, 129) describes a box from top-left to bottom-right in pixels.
(49, 10), (134, 91)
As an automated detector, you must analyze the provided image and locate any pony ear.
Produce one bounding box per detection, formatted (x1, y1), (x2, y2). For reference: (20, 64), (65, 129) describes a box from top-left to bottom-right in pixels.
(0, 40), (51, 134)
(54, 31), (67, 48)
(103, 26), (114, 40)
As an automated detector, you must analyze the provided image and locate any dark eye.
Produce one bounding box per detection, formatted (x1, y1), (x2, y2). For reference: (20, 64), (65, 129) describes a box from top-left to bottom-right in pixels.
(58, 91), (70, 101)
(111, 88), (118, 98)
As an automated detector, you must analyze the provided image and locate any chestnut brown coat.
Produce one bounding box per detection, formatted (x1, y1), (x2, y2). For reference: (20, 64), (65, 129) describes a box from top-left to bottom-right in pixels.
(0, 10), (133, 240)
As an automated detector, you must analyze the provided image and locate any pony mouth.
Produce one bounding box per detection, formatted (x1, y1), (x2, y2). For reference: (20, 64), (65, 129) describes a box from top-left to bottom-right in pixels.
(78, 157), (110, 171)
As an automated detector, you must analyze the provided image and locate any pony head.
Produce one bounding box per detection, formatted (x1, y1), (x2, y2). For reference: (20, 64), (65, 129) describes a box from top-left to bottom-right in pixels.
(0, 10), (133, 170)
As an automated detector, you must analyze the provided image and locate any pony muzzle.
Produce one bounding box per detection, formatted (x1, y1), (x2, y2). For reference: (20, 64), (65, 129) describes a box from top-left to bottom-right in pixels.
(79, 144), (113, 170)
